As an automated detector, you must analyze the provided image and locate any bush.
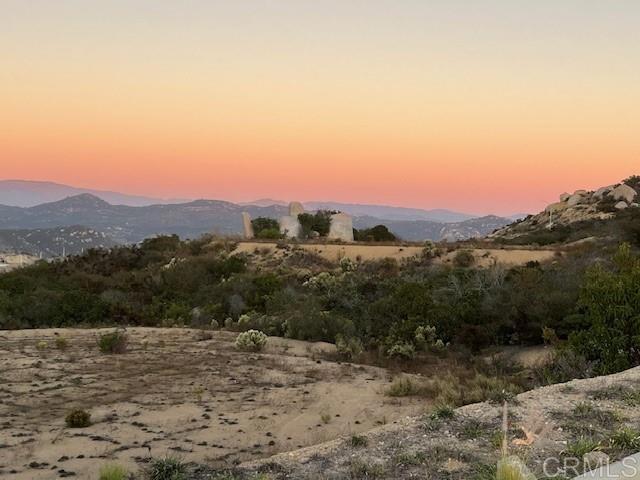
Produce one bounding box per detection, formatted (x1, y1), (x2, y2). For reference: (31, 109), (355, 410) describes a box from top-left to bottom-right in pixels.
(65, 409), (91, 428)
(385, 376), (422, 397)
(335, 334), (363, 360)
(55, 336), (69, 351)
(98, 330), (128, 354)
(99, 464), (129, 480)
(568, 244), (640, 374)
(144, 456), (187, 480)
(353, 225), (397, 242)
(251, 217), (282, 239)
(350, 434), (368, 447)
(234, 330), (268, 351)
(386, 342), (416, 360)
(298, 211), (334, 238)
(453, 250), (475, 268)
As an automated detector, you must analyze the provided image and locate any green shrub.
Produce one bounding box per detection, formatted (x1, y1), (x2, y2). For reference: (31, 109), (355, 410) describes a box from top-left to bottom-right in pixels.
(98, 330), (128, 354)
(335, 334), (363, 360)
(251, 217), (281, 239)
(385, 376), (422, 397)
(386, 342), (416, 359)
(234, 330), (268, 351)
(564, 437), (600, 458)
(55, 336), (69, 351)
(568, 244), (640, 374)
(298, 211), (333, 238)
(609, 427), (640, 452)
(65, 409), (91, 428)
(453, 250), (475, 268)
(353, 225), (397, 242)
(144, 456), (187, 480)
(99, 463), (129, 480)
(350, 434), (368, 448)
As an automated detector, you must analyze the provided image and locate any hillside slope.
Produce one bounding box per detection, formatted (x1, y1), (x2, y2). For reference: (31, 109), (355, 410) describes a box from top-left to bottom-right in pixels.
(492, 176), (640, 245)
(201, 365), (640, 479)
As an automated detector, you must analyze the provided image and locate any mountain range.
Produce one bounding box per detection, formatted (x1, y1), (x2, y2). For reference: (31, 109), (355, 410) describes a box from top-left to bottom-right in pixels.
(0, 194), (513, 255)
(1, 180), (521, 223)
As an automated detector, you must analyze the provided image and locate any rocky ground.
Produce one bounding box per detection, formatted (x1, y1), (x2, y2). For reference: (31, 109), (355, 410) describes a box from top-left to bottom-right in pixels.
(0, 328), (425, 479)
(194, 366), (640, 479)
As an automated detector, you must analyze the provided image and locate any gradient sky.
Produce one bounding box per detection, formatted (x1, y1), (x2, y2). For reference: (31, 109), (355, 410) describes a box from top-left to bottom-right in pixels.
(2, 1), (639, 215)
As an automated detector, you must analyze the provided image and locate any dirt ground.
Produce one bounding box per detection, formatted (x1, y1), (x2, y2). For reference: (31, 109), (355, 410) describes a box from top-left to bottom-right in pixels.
(0, 328), (425, 479)
(234, 242), (558, 267)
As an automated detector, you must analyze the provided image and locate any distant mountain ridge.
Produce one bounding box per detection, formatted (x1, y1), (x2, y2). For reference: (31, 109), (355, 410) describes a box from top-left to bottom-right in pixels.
(1, 180), (507, 222)
(0, 194), (511, 251)
(0, 180), (190, 207)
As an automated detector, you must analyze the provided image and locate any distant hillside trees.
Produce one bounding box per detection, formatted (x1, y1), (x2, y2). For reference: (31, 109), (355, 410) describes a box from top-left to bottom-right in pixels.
(251, 217), (282, 239)
(353, 225), (397, 242)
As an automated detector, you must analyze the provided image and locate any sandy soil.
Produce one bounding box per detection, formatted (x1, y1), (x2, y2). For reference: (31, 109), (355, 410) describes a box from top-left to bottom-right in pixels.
(234, 241), (558, 266)
(0, 328), (425, 479)
(0, 254), (38, 273)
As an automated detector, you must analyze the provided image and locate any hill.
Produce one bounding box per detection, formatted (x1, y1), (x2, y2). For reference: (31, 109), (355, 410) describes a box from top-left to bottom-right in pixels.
(0, 194), (511, 244)
(0, 226), (117, 257)
(0, 179), (190, 207)
(491, 176), (640, 245)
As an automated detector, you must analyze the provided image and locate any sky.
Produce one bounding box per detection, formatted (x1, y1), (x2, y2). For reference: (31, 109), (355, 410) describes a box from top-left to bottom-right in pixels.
(1, 1), (639, 215)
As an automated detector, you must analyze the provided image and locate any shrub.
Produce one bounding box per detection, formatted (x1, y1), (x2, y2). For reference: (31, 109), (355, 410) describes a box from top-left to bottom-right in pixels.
(564, 437), (600, 458)
(36, 340), (48, 351)
(568, 244), (640, 374)
(430, 404), (455, 420)
(251, 217), (281, 239)
(496, 456), (536, 480)
(65, 409), (91, 428)
(353, 225), (397, 242)
(234, 330), (268, 351)
(298, 211), (333, 238)
(144, 456), (187, 480)
(609, 427), (640, 452)
(350, 434), (368, 448)
(55, 336), (69, 351)
(335, 334), (363, 360)
(385, 376), (422, 397)
(99, 464), (129, 480)
(453, 250), (475, 268)
(386, 342), (416, 359)
(98, 330), (128, 354)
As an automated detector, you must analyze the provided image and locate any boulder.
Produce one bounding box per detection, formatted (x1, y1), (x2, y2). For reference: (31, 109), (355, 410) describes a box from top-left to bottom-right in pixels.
(545, 202), (567, 213)
(328, 213), (354, 242)
(609, 184), (637, 203)
(241, 212), (254, 239)
(567, 194), (585, 207)
(279, 215), (301, 238)
(574, 189), (588, 196)
(593, 186), (612, 199)
(615, 201), (629, 210)
(559, 192), (571, 202)
(289, 201), (305, 217)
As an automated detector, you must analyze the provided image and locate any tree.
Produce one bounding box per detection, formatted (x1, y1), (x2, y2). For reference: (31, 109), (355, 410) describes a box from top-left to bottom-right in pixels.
(298, 211), (334, 238)
(251, 217), (282, 239)
(353, 225), (397, 242)
(569, 244), (640, 374)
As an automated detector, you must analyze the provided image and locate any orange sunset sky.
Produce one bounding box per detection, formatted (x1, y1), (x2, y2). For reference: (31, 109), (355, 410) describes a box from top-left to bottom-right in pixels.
(2, 1), (639, 215)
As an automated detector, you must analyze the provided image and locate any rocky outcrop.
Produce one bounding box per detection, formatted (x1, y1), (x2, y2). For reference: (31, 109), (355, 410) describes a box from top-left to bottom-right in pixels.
(491, 177), (638, 242)
(609, 184), (637, 203)
(242, 212), (254, 239)
(328, 213), (354, 242)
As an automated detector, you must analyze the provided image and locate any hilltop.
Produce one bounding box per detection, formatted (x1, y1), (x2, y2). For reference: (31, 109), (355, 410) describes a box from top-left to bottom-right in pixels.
(491, 176), (640, 246)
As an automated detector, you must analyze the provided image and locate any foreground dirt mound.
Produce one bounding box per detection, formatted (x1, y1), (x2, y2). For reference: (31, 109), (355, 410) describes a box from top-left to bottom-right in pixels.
(211, 366), (640, 479)
(0, 328), (423, 479)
